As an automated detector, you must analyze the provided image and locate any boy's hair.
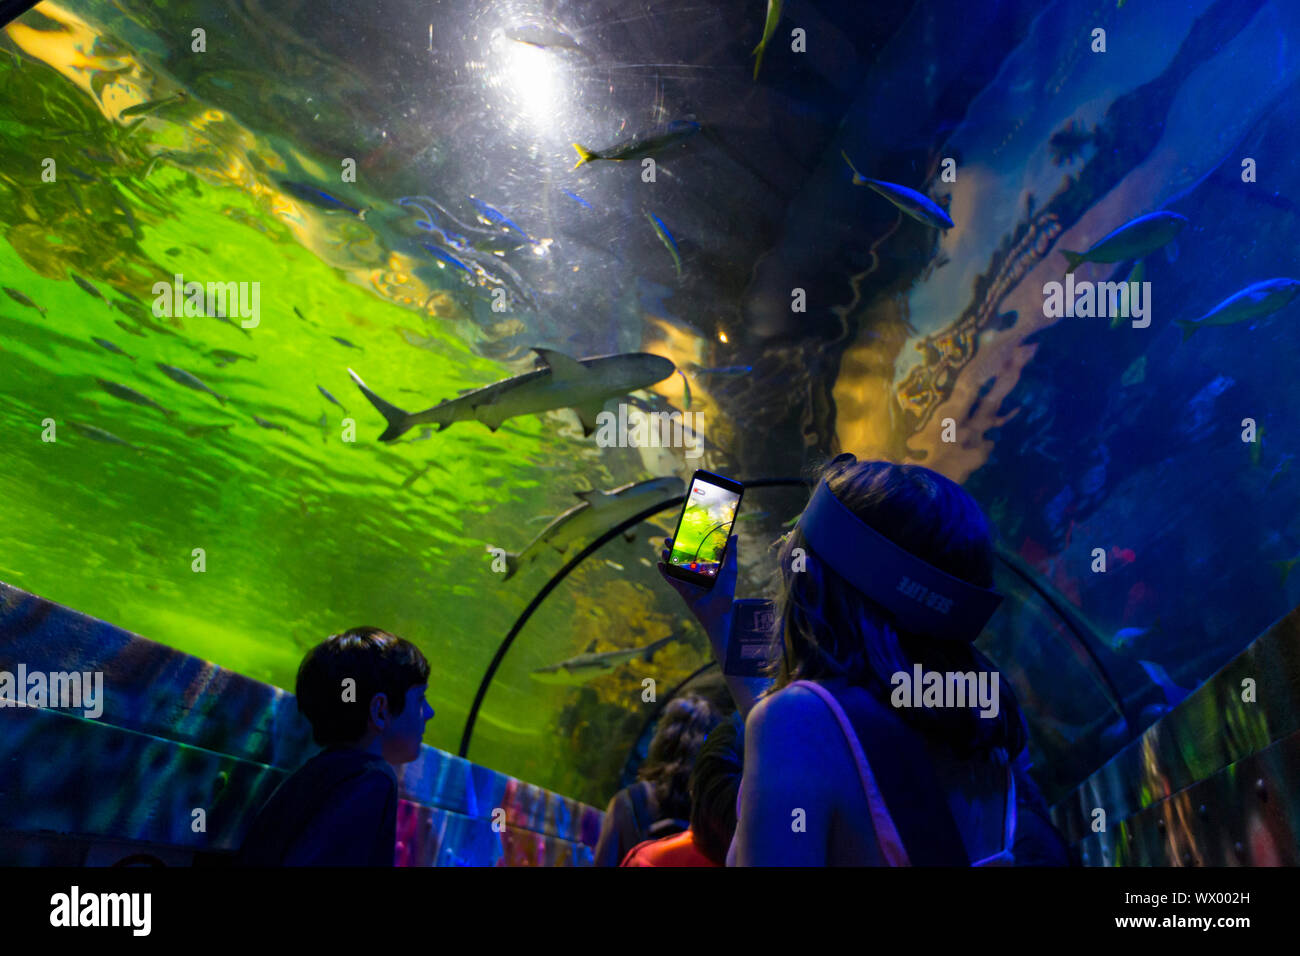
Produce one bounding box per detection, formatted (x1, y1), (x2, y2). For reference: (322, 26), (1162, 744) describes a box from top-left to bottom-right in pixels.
(295, 626), (430, 747)
(768, 456), (1028, 759)
(688, 712), (745, 866)
(636, 695), (721, 822)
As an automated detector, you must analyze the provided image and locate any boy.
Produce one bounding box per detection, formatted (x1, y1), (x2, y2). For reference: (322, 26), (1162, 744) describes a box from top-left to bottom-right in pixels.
(238, 626), (434, 866)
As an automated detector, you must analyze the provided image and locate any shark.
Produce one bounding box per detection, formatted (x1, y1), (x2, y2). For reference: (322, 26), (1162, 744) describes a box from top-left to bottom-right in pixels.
(349, 347), (676, 442)
(501, 476), (684, 580)
(530, 636), (675, 686)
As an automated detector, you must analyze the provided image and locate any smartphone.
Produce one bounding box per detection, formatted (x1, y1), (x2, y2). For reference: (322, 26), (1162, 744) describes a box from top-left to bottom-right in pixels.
(662, 470), (744, 589)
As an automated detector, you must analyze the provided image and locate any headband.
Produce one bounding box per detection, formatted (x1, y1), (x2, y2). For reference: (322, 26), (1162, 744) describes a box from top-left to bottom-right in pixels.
(796, 480), (1003, 642)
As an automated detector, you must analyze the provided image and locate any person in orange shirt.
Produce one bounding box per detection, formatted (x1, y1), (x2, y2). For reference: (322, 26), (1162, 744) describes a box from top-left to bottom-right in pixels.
(620, 713), (744, 867)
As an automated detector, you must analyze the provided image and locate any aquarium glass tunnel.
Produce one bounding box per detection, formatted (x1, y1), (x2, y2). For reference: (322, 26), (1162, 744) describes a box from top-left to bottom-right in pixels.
(2, 0), (1300, 828)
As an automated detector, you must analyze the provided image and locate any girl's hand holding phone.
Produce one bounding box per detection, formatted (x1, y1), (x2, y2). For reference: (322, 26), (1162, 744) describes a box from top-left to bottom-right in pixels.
(658, 534), (739, 641)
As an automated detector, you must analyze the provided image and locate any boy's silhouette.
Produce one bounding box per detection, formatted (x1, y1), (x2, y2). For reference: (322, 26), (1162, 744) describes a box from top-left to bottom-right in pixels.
(238, 626), (434, 866)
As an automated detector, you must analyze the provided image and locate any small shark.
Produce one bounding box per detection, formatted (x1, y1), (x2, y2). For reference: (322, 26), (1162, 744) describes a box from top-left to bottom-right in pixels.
(501, 476), (684, 580)
(530, 636), (675, 685)
(350, 348), (676, 441)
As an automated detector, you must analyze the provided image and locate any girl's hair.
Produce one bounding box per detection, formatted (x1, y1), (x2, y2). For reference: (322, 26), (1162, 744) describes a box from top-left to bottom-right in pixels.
(296, 626), (430, 747)
(765, 455), (1027, 759)
(689, 712), (745, 865)
(637, 695), (722, 821)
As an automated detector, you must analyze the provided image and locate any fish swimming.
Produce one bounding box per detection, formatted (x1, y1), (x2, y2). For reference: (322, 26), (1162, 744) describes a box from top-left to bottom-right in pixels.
(68, 421), (136, 447)
(293, 306), (320, 327)
(841, 152), (954, 230)
(645, 212), (682, 278)
(3, 287), (46, 316)
(468, 196), (532, 243)
(530, 636), (676, 686)
(96, 378), (173, 418)
(1107, 620), (1161, 653)
(561, 189), (592, 209)
(1173, 278), (1300, 341)
(422, 241), (474, 275)
(752, 0), (783, 80)
(180, 422), (234, 438)
(500, 475), (684, 580)
(333, 336), (364, 350)
(350, 347), (677, 441)
(1058, 212), (1187, 274)
(571, 120), (701, 168)
(114, 319), (148, 338)
(157, 363), (227, 404)
(71, 274), (110, 307)
(1138, 660), (1190, 708)
(278, 179), (368, 219)
(503, 23), (588, 57)
(317, 384), (347, 412)
(208, 348), (256, 367)
(91, 337), (135, 361)
(119, 90), (187, 119)
(251, 414), (288, 432)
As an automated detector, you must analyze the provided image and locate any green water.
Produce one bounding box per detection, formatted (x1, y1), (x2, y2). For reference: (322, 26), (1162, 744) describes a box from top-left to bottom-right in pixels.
(0, 2), (707, 806)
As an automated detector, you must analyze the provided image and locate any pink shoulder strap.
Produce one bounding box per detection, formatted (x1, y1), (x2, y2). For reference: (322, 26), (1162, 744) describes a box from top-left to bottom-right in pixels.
(790, 680), (911, 866)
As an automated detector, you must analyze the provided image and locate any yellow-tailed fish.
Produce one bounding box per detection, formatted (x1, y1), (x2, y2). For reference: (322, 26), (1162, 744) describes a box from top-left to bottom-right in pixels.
(841, 151), (955, 230)
(645, 211), (682, 278)
(571, 120), (700, 169)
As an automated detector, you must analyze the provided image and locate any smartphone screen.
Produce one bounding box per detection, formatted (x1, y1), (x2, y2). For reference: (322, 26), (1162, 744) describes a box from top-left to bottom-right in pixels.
(664, 470), (743, 587)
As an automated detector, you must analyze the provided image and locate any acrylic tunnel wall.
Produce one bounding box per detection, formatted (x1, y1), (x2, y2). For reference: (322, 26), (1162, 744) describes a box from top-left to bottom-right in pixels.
(3, 0), (1300, 866)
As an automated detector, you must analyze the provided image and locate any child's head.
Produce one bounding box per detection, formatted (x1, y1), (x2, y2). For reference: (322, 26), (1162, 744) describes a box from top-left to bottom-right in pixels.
(296, 626), (433, 764)
(688, 712), (745, 866)
(636, 695), (722, 822)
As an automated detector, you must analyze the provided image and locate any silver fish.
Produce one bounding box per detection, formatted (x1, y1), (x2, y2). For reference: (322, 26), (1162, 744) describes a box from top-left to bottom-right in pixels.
(3, 286), (46, 316)
(71, 273), (111, 307)
(68, 420), (136, 448)
(350, 348), (676, 441)
(842, 152), (953, 230)
(252, 415), (288, 432)
(180, 422), (233, 438)
(530, 636), (675, 686)
(91, 337), (135, 361)
(96, 378), (173, 418)
(317, 384), (347, 412)
(1174, 278), (1300, 340)
(157, 363), (227, 404)
(1058, 212), (1187, 274)
(501, 476), (684, 580)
